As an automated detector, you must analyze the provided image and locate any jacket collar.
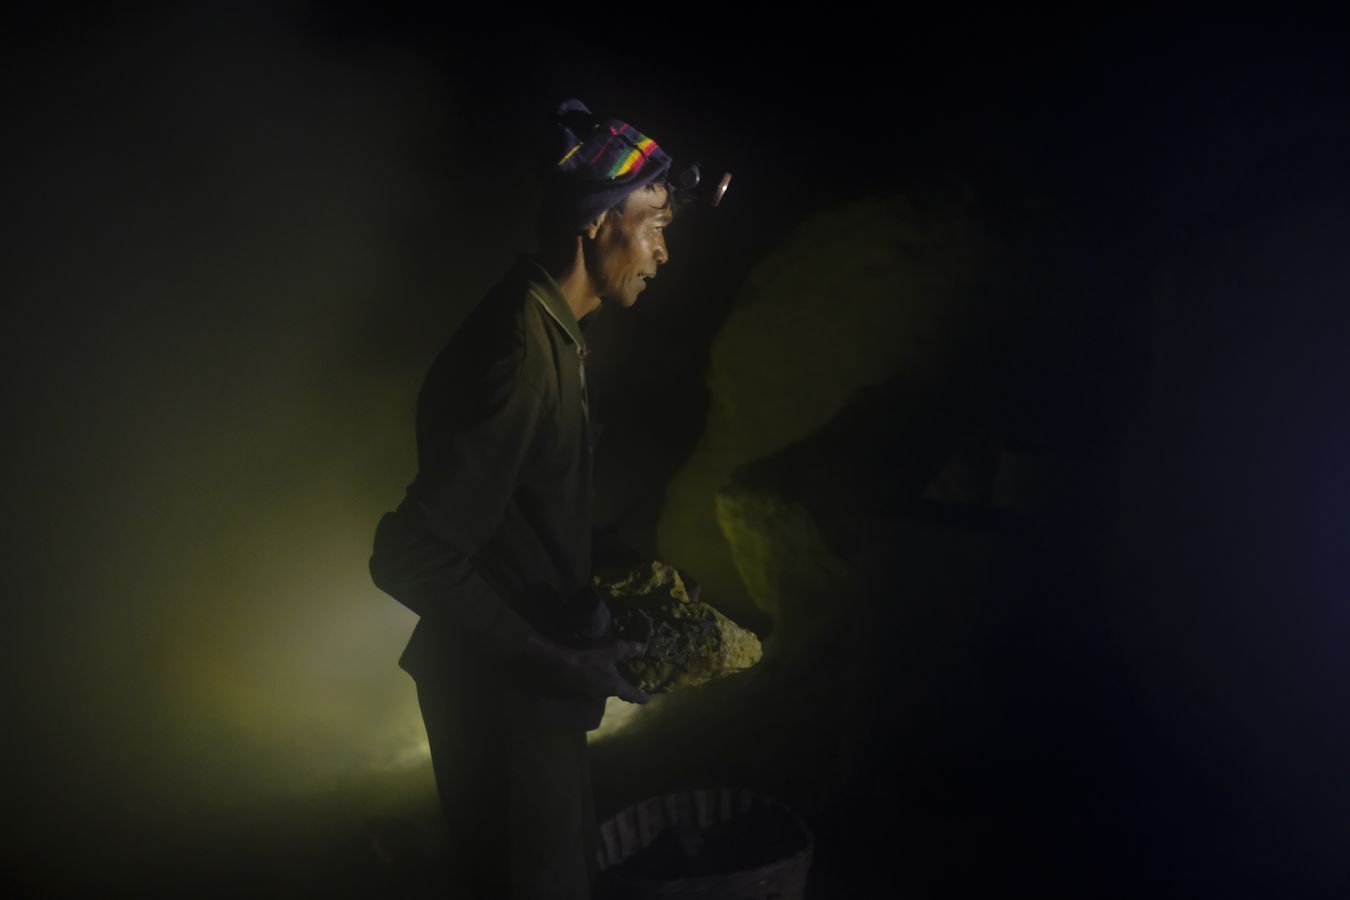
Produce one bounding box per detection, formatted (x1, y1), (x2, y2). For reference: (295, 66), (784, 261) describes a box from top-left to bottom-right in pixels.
(519, 256), (587, 353)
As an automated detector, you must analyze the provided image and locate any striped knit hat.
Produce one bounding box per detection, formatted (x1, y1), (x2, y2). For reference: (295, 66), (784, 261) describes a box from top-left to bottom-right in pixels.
(542, 98), (674, 231)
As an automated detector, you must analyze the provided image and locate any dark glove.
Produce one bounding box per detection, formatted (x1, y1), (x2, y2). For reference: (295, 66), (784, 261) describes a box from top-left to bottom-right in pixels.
(521, 633), (651, 705)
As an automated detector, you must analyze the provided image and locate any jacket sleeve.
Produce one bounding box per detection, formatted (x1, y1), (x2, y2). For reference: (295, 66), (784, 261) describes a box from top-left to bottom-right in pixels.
(370, 348), (546, 662)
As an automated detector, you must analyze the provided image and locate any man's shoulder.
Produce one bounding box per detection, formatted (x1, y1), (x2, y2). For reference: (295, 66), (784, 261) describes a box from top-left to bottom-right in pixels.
(425, 261), (559, 398)
(445, 261), (537, 344)
(482, 258), (573, 362)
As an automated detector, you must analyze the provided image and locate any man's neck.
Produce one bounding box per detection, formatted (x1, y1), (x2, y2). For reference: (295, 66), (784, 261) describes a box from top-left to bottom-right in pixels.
(538, 238), (601, 322)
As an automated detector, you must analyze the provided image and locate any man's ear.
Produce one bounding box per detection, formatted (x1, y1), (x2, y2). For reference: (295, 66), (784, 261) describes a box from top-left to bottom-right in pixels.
(583, 209), (609, 240)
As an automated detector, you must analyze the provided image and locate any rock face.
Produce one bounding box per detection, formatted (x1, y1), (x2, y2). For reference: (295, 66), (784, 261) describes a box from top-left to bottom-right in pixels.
(595, 561), (762, 694)
(655, 190), (1009, 630)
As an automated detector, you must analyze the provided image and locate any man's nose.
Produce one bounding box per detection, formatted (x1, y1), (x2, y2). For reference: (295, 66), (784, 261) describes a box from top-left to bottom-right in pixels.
(654, 234), (669, 265)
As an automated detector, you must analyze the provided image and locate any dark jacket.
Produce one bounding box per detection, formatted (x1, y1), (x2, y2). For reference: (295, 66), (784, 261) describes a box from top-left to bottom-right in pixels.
(370, 256), (607, 728)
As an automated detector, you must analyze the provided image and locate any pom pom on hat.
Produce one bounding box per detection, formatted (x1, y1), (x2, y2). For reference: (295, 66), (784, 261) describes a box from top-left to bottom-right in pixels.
(542, 99), (673, 231)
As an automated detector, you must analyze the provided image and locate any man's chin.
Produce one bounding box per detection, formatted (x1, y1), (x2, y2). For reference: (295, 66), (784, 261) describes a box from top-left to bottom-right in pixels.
(600, 292), (639, 311)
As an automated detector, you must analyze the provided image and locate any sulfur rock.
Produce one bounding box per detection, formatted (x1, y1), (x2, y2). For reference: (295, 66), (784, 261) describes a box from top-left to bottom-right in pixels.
(595, 561), (762, 694)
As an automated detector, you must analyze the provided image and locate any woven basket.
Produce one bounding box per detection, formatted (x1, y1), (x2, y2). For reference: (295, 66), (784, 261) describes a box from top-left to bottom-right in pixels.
(596, 787), (813, 900)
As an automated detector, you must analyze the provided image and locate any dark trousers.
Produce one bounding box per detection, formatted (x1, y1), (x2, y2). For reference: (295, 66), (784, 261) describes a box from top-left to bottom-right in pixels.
(417, 673), (598, 899)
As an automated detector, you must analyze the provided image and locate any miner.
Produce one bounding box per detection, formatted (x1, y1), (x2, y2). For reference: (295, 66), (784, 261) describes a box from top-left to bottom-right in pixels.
(368, 99), (676, 898)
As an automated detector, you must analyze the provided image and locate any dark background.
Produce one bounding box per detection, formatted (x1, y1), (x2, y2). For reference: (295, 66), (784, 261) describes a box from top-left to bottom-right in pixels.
(3, 3), (1348, 897)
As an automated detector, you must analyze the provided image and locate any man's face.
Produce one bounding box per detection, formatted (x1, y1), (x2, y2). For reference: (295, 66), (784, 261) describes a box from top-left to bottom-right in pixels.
(590, 184), (672, 309)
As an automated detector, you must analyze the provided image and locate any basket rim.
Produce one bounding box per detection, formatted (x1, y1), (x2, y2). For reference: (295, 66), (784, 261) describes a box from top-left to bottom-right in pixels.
(597, 785), (815, 885)
(607, 843), (813, 890)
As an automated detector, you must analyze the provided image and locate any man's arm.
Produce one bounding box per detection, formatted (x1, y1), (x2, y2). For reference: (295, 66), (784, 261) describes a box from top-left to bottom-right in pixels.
(369, 341), (652, 706)
(371, 504), (536, 660)
(372, 504), (649, 703)
(369, 347), (543, 661)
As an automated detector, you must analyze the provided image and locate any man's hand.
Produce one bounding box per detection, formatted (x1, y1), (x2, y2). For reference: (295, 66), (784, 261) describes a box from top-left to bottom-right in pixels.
(565, 640), (651, 704)
(522, 633), (651, 704)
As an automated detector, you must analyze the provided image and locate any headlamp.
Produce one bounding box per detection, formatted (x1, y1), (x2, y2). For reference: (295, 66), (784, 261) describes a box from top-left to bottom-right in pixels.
(672, 163), (732, 208)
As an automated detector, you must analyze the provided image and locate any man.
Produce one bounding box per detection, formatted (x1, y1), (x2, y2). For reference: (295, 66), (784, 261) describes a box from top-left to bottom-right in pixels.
(369, 99), (676, 899)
